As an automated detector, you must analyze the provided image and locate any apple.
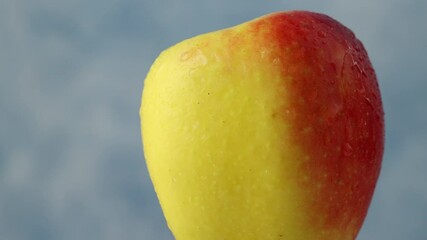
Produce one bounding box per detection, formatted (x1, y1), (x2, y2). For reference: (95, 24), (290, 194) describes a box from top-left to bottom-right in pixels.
(140, 11), (384, 240)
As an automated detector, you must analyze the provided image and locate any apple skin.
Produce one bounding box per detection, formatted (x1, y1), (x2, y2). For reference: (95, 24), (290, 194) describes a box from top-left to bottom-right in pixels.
(140, 11), (384, 240)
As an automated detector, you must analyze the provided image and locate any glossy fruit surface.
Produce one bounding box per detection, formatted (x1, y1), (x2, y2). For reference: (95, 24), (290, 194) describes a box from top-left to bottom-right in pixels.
(141, 11), (384, 240)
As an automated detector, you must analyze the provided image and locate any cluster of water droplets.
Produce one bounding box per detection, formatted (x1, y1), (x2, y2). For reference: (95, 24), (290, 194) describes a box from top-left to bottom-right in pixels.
(339, 36), (383, 158)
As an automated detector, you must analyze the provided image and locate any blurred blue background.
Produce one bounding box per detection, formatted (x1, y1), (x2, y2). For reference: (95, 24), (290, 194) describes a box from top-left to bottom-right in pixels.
(1, 0), (426, 239)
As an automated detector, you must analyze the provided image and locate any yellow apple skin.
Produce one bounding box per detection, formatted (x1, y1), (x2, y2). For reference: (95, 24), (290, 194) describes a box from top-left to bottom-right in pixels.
(140, 11), (384, 240)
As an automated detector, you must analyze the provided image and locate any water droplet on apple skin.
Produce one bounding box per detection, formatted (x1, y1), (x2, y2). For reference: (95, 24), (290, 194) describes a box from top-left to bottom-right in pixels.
(364, 97), (375, 110)
(180, 48), (208, 65)
(317, 30), (327, 38)
(188, 68), (197, 77)
(351, 61), (366, 93)
(343, 142), (353, 156)
(180, 51), (192, 61)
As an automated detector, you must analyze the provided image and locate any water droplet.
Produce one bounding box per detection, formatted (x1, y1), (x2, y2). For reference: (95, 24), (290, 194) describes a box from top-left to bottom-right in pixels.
(352, 61), (361, 71)
(344, 40), (352, 50)
(180, 51), (192, 61)
(260, 48), (269, 59)
(188, 68), (196, 76)
(365, 97), (375, 110)
(317, 30), (327, 38)
(180, 48), (208, 65)
(351, 62), (366, 93)
(341, 52), (351, 79)
(343, 143), (353, 157)
(327, 101), (343, 121)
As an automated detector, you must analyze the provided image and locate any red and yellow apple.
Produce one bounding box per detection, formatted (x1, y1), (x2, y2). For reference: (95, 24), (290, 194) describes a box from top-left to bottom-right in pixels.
(140, 11), (384, 240)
